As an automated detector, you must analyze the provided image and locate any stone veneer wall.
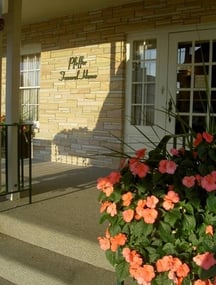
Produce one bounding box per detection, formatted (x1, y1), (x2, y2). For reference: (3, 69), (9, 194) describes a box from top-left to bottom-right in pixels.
(2, 0), (216, 167)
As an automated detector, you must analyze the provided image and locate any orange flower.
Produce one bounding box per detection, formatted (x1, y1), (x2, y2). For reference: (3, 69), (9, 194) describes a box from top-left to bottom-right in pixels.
(135, 199), (146, 218)
(146, 195), (159, 208)
(194, 280), (213, 285)
(106, 202), (117, 216)
(143, 208), (158, 224)
(156, 255), (173, 272)
(96, 176), (114, 197)
(98, 236), (110, 251)
(110, 233), (127, 252)
(122, 248), (143, 268)
(122, 209), (134, 223)
(176, 263), (190, 278)
(122, 191), (133, 206)
(135, 264), (155, 283)
(205, 225), (214, 236)
(100, 201), (111, 213)
(163, 190), (180, 210)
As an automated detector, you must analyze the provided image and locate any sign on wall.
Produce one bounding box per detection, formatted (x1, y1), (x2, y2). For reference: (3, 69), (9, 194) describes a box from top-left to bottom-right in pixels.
(59, 56), (97, 81)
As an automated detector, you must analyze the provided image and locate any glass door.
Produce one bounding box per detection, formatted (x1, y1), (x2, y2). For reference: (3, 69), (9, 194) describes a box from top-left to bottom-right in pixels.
(125, 31), (168, 153)
(168, 29), (216, 135)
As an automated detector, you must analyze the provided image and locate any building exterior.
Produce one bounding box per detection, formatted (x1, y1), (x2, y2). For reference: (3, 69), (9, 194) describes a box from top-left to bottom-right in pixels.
(2, 0), (216, 168)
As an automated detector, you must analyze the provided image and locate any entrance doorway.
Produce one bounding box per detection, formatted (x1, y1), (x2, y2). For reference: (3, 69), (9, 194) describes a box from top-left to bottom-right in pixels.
(125, 27), (216, 153)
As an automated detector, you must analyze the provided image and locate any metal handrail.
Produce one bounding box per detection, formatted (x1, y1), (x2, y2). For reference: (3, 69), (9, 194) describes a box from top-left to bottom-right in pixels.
(0, 122), (32, 204)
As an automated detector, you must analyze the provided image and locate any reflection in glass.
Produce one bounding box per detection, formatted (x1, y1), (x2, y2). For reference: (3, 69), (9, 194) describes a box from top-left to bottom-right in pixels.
(177, 68), (191, 88)
(192, 116), (206, 133)
(176, 91), (190, 112)
(194, 41), (209, 63)
(193, 91), (207, 113)
(131, 39), (157, 126)
(132, 84), (142, 104)
(178, 42), (192, 64)
(175, 116), (189, 134)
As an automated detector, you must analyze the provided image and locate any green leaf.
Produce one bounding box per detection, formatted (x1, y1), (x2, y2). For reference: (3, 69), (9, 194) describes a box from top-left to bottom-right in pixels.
(105, 250), (117, 266)
(145, 246), (160, 263)
(164, 208), (182, 227)
(206, 195), (216, 214)
(115, 260), (130, 281)
(132, 221), (153, 238)
(182, 213), (196, 232)
(162, 242), (176, 255)
(158, 222), (174, 242)
(152, 272), (173, 285)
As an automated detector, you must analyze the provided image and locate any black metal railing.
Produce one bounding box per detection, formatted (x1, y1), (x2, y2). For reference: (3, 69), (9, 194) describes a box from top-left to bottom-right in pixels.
(0, 123), (32, 204)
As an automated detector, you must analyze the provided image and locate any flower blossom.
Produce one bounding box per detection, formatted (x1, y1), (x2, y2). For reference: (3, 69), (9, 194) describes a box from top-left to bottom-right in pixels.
(97, 176), (114, 197)
(201, 171), (216, 192)
(158, 159), (177, 174)
(162, 190), (180, 210)
(129, 158), (149, 178)
(182, 175), (196, 188)
(122, 209), (134, 223)
(122, 247), (143, 268)
(194, 133), (203, 147)
(98, 231), (127, 252)
(135, 148), (146, 158)
(122, 191), (133, 206)
(205, 225), (214, 236)
(193, 252), (216, 270)
(203, 132), (214, 143)
(131, 264), (155, 284)
(108, 171), (121, 184)
(106, 202), (117, 216)
(110, 233), (127, 252)
(146, 195), (159, 208)
(135, 198), (158, 224)
(194, 279), (214, 285)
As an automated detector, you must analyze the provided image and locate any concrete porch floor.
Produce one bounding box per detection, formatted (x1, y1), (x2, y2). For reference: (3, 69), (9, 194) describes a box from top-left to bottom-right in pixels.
(0, 160), (134, 285)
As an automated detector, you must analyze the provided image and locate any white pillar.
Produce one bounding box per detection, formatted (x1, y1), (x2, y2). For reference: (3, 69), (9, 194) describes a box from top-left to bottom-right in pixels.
(5, 0), (22, 200)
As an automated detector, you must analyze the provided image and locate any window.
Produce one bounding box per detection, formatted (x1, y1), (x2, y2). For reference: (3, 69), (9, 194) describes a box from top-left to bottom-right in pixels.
(131, 39), (157, 126)
(20, 53), (40, 122)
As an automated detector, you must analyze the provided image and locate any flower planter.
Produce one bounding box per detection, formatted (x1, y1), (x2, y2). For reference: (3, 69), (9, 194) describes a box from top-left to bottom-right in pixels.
(97, 132), (216, 285)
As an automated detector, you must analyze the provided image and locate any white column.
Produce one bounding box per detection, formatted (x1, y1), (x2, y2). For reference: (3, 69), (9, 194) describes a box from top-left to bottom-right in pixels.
(5, 0), (22, 200)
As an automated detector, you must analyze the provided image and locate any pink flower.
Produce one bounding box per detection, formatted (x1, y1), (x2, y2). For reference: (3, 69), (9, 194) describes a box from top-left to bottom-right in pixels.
(203, 132), (214, 143)
(158, 160), (177, 174)
(108, 171), (121, 184)
(129, 158), (149, 178)
(135, 148), (146, 158)
(194, 133), (203, 147)
(201, 172), (216, 192)
(182, 176), (196, 188)
(193, 252), (216, 270)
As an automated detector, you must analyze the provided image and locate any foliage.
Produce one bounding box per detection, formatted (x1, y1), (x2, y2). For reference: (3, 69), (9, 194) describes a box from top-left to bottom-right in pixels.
(97, 131), (216, 285)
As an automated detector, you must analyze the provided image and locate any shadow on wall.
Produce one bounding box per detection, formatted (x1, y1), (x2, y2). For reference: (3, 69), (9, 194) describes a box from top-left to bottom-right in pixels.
(45, 43), (125, 168)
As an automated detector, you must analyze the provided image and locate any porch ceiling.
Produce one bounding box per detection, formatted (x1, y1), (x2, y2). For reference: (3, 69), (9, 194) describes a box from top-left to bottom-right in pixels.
(22, 0), (140, 24)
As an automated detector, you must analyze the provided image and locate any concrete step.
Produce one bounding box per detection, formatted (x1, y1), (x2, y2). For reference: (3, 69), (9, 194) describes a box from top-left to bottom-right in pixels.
(0, 190), (134, 285)
(0, 233), (118, 285)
